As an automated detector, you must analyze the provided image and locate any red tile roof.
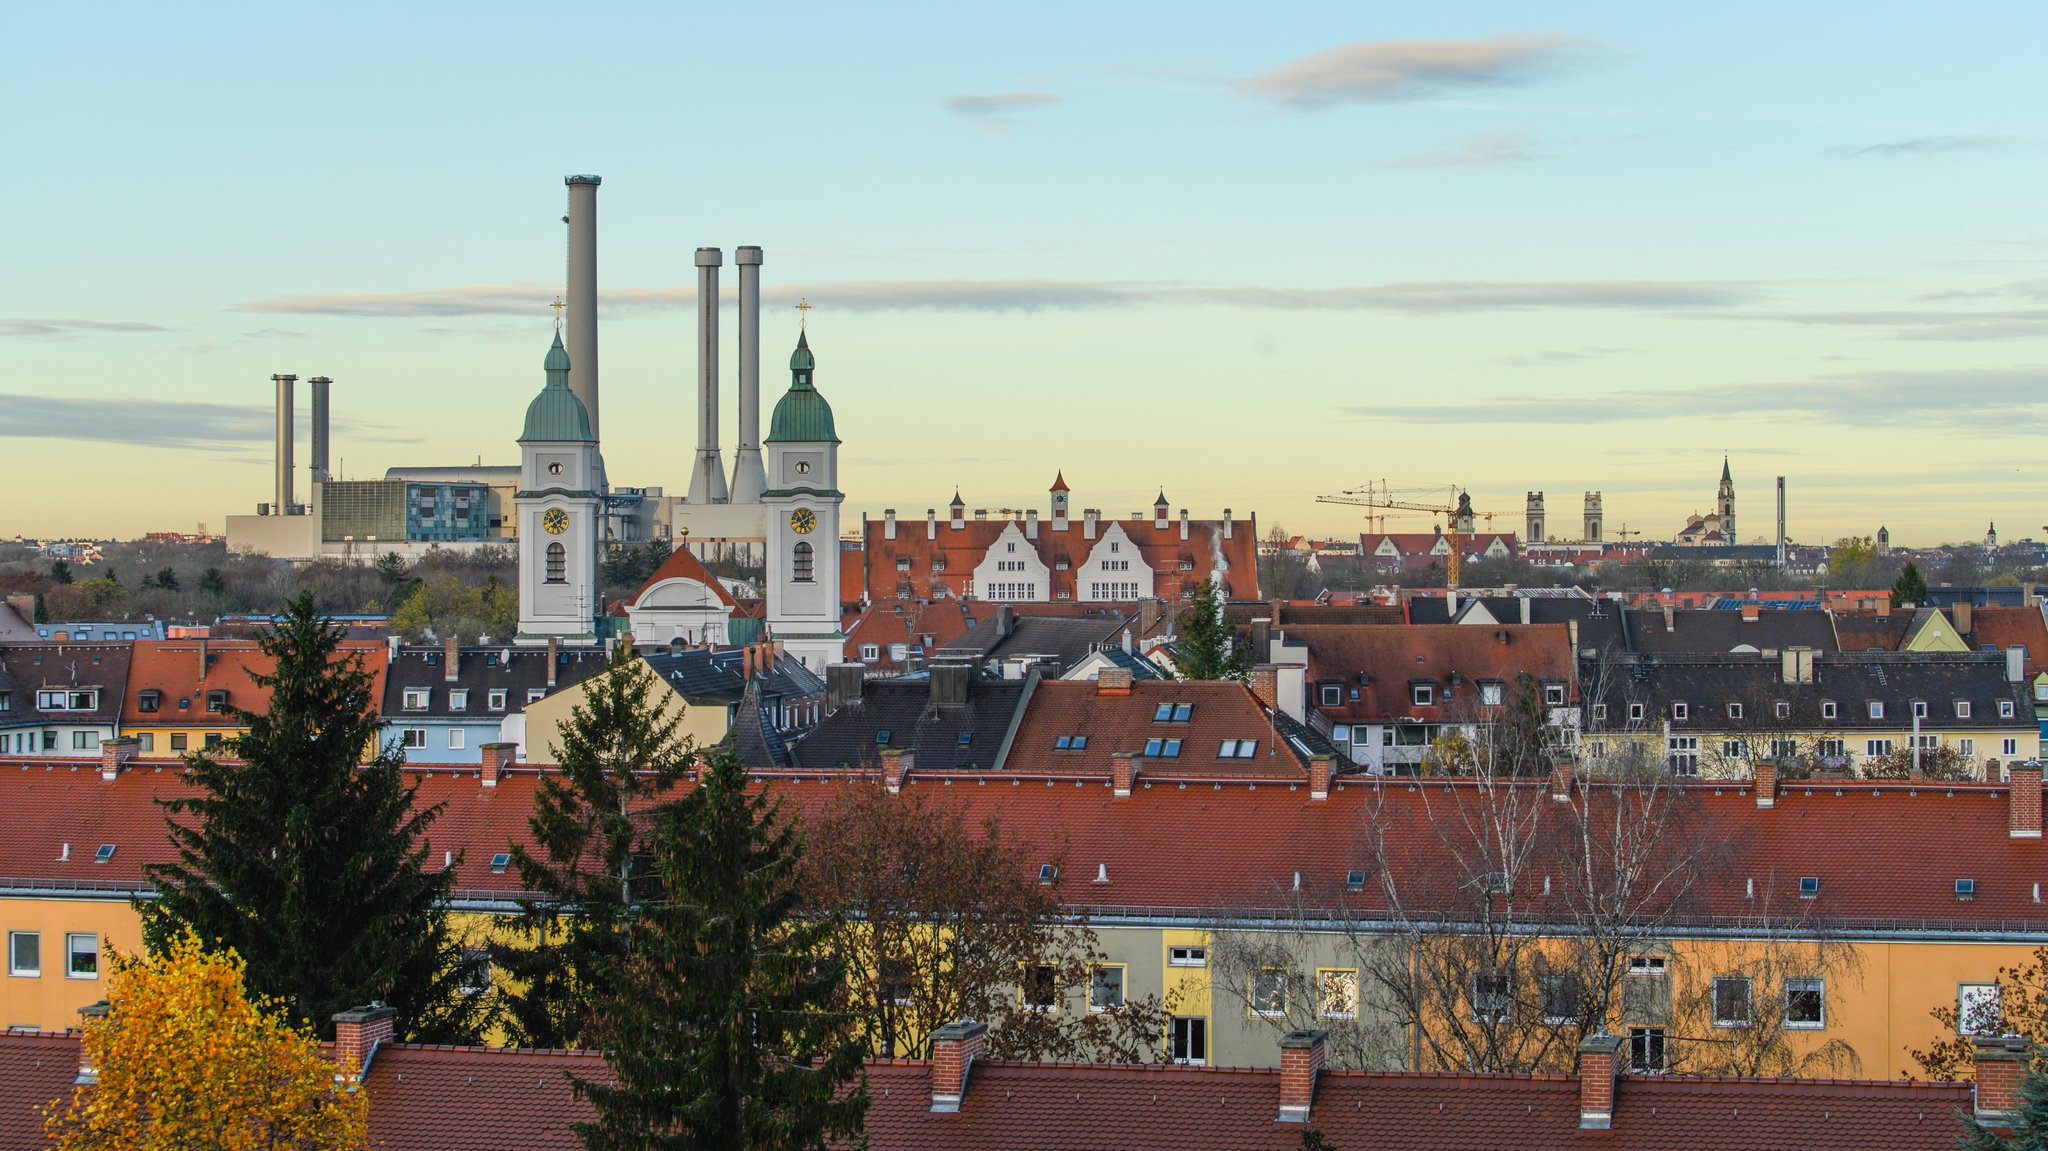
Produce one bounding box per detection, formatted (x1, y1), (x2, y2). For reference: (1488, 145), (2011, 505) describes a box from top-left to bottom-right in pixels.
(1285, 624), (1577, 724)
(1970, 607), (2048, 676)
(1002, 679), (1308, 781)
(0, 1033), (78, 1151)
(120, 639), (388, 728)
(361, 1044), (603, 1150)
(623, 546), (736, 610)
(862, 513), (1259, 604)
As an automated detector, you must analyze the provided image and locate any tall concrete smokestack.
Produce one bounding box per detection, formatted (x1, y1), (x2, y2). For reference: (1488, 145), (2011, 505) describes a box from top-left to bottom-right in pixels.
(272, 373), (296, 516)
(1776, 476), (1787, 569)
(308, 376), (331, 484)
(688, 247), (730, 504)
(729, 246), (767, 503)
(563, 176), (601, 443)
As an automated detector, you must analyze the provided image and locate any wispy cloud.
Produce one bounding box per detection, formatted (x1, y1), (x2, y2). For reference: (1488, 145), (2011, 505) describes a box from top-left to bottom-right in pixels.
(943, 91), (1060, 130)
(1236, 34), (1597, 110)
(1756, 307), (2048, 341)
(240, 278), (1751, 319)
(1494, 345), (1638, 367)
(1386, 131), (1541, 170)
(1828, 135), (1994, 158)
(1349, 366), (2048, 428)
(0, 319), (166, 338)
(0, 395), (419, 450)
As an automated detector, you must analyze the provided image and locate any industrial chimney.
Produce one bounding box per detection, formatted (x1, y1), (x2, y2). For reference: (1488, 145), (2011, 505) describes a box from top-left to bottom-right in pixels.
(728, 246), (767, 503)
(688, 247), (730, 504)
(564, 175), (602, 442)
(308, 376), (331, 484)
(1776, 476), (1788, 569)
(272, 373), (297, 516)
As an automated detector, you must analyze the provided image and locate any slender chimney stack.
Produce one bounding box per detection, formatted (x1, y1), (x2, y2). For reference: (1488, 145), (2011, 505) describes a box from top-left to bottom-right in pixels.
(689, 248), (730, 504)
(729, 246), (768, 502)
(272, 374), (296, 515)
(308, 376), (331, 484)
(1776, 476), (1787, 569)
(564, 176), (602, 441)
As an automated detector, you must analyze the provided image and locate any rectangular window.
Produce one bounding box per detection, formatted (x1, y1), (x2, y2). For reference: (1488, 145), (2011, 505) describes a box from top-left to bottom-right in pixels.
(1541, 971), (1585, 1024)
(1168, 946), (1207, 968)
(527, 688), (546, 704)
(1785, 978), (1825, 1028)
(1142, 738), (1183, 758)
(1628, 1026), (1667, 1073)
(2003, 737), (2019, 756)
(1318, 969), (1359, 1020)
(1911, 734), (1939, 751)
(1249, 969), (1288, 1018)
(204, 733), (223, 749)
(1628, 702), (1646, 723)
(458, 947), (494, 996)
(1727, 702), (1744, 720)
(1218, 739), (1257, 758)
(42, 732), (56, 751)
(1543, 683), (1566, 707)
(1469, 968), (1512, 1023)
(1956, 701), (1974, 719)
(65, 933), (98, 980)
(1959, 983), (2003, 1037)
(1021, 964), (1057, 1012)
(1712, 976), (1753, 1027)
(1089, 965), (1125, 1013)
(1866, 738), (1893, 757)
(1912, 700), (1928, 719)
(448, 689), (469, 712)
(403, 688), (430, 711)
(1671, 702), (1689, 721)
(1817, 738), (1844, 759)
(1768, 739), (1798, 760)
(1628, 954), (1667, 976)
(205, 690), (227, 714)
(7, 931), (38, 977)
(1775, 701), (1790, 719)
(1170, 1016), (1207, 1065)
(1867, 701), (1884, 719)
(137, 733), (153, 753)
(401, 728), (427, 749)
(859, 644), (880, 662)
(2001, 701), (2017, 719)
(487, 688), (507, 711)
(1320, 684), (1342, 707)
(170, 733), (188, 752)
(1479, 681), (1504, 706)
(448, 728), (466, 750)
(1666, 736), (1699, 776)
(1821, 700), (1838, 720)
(1960, 738), (1977, 758)
(137, 690), (160, 714)
(1411, 683), (1435, 707)
(1721, 739), (1747, 759)
(1591, 704), (1607, 722)
(72, 731), (92, 750)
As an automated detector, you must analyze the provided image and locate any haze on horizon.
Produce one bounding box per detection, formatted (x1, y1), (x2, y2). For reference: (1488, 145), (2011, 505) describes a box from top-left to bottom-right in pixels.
(3, 2), (2044, 548)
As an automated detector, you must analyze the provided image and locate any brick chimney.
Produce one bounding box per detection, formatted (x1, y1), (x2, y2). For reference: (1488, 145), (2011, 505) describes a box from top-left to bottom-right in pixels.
(1578, 1033), (1622, 1130)
(99, 737), (139, 781)
(1741, 602), (1760, 623)
(880, 747), (912, 794)
(929, 1019), (987, 1113)
(545, 637), (559, 689)
(1308, 754), (1331, 802)
(1096, 667), (1133, 696)
(443, 635), (460, 682)
(1551, 755), (1575, 803)
(196, 636), (210, 682)
(1276, 1029), (1326, 1123)
(333, 1004), (396, 1079)
(1112, 751), (1140, 798)
(2010, 763), (2042, 839)
(1249, 665), (1279, 711)
(75, 1000), (111, 1084)
(1973, 1035), (2031, 1125)
(1956, 602), (1974, 635)
(1755, 759), (1777, 809)
(479, 742), (516, 788)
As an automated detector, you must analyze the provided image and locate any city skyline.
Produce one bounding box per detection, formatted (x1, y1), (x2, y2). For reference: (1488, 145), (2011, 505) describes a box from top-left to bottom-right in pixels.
(4, 3), (2045, 545)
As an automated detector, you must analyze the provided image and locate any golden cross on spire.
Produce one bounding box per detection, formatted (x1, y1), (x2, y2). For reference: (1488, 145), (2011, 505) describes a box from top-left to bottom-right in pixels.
(795, 297), (811, 330)
(550, 296), (566, 332)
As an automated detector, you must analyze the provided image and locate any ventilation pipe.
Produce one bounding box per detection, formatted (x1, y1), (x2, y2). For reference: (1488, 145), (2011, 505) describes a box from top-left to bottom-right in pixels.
(272, 374), (296, 515)
(688, 248), (729, 504)
(564, 176), (602, 442)
(729, 246), (767, 502)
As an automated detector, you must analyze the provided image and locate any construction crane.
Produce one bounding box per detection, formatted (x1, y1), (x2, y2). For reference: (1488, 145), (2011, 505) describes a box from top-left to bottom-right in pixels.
(1318, 483), (1488, 589)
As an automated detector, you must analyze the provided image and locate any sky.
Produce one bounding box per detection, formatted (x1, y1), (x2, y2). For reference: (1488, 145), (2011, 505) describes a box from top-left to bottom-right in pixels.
(4, 2), (2046, 548)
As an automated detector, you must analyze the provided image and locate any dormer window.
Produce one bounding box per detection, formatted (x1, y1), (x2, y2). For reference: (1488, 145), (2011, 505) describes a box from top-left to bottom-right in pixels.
(1726, 702), (1743, 720)
(1912, 701), (1928, 719)
(205, 690), (227, 714)
(1867, 701), (1885, 720)
(449, 689), (469, 712)
(1478, 680), (1504, 706)
(1956, 701), (1973, 719)
(2001, 700), (2017, 719)
(1775, 701), (1790, 719)
(402, 688), (430, 712)
(1542, 683), (1566, 707)
(1319, 684), (1342, 707)
(1821, 700), (1838, 720)
(1671, 702), (1689, 721)
(1411, 683), (1435, 707)
(1628, 702), (1646, 722)
(137, 690), (162, 714)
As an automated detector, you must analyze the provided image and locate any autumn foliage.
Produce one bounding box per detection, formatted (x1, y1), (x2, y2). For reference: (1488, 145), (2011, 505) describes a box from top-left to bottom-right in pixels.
(45, 932), (368, 1150)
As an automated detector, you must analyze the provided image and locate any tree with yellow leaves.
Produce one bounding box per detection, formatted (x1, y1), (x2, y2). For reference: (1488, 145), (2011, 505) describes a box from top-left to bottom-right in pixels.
(45, 932), (368, 1150)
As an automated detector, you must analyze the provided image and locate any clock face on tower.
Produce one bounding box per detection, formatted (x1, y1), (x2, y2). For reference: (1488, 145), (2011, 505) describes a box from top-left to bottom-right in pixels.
(789, 508), (817, 535)
(542, 508), (569, 535)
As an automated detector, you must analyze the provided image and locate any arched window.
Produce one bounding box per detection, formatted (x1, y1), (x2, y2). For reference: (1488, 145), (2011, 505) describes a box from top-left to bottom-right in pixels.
(545, 542), (566, 583)
(792, 541), (814, 583)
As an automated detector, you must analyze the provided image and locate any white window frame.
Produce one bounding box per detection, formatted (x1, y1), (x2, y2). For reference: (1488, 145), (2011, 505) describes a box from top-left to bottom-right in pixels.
(1543, 683), (1567, 707)
(402, 688), (430, 712)
(1249, 969), (1289, 1018)
(1711, 975), (1752, 1028)
(487, 688), (508, 711)
(7, 930), (39, 977)
(1317, 968), (1359, 1021)
(448, 728), (466, 750)
(65, 933), (99, 980)
(2001, 701), (2017, 719)
(1959, 982), (2002, 1037)
(1671, 702), (1689, 721)
(1168, 946), (1207, 968)
(1479, 681), (1505, 707)
(1785, 977), (1825, 1029)
(1866, 738), (1893, 757)
(1410, 683), (1435, 707)
(448, 689), (469, 712)
(1821, 700), (1838, 720)
(1170, 1016), (1207, 1065)
(1019, 964), (1058, 1014)
(1088, 964), (1126, 1013)
(401, 728), (428, 749)
(2004, 738), (2020, 757)
(1628, 1026), (1667, 1073)
(1957, 701), (1973, 719)
(1867, 700), (1885, 720)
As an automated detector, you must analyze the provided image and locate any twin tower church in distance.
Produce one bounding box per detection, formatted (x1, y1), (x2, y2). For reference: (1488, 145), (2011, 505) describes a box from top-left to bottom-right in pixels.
(512, 324), (845, 673)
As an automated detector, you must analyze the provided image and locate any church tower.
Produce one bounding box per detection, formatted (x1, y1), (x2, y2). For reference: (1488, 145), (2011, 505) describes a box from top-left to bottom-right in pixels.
(1716, 457), (1736, 543)
(1525, 491), (1545, 545)
(762, 330), (846, 672)
(515, 331), (602, 645)
(1049, 471), (1070, 531)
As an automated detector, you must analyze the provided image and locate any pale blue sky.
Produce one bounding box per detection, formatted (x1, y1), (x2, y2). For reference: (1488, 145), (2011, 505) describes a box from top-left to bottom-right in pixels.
(5, 3), (2045, 546)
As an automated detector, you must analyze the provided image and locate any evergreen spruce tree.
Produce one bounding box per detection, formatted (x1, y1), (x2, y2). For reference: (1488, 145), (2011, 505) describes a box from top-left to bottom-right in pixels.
(494, 641), (694, 1049)
(1892, 562), (1928, 609)
(1959, 1068), (2048, 1150)
(575, 744), (868, 1151)
(1174, 576), (1250, 681)
(140, 591), (484, 1042)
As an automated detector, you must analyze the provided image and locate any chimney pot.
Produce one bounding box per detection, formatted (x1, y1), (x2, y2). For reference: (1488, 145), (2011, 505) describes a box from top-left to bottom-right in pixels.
(1096, 667), (1133, 696)
(1249, 664), (1279, 711)
(929, 1019), (988, 1113)
(480, 742), (515, 788)
(1308, 754), (1332, 801)
(1276, 1029), (1327, 1123)
(2010, 763), (2042, 839)
(99, 737), (139, 781)
(1755, 758), (1778, 809)
(1578, 1033), (1623, 1129)
(443, 635), (460, 682)
(1112, 752), (1140, 798)
(1974, 1035), (2032, 1122)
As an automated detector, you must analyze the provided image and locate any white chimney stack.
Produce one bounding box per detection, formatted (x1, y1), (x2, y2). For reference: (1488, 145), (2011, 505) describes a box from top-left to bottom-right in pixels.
(563, 176), (602, 442)
(688, 247), (730, 504)
(272, 373), (296, 516)
(729, 245), (767, 502)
